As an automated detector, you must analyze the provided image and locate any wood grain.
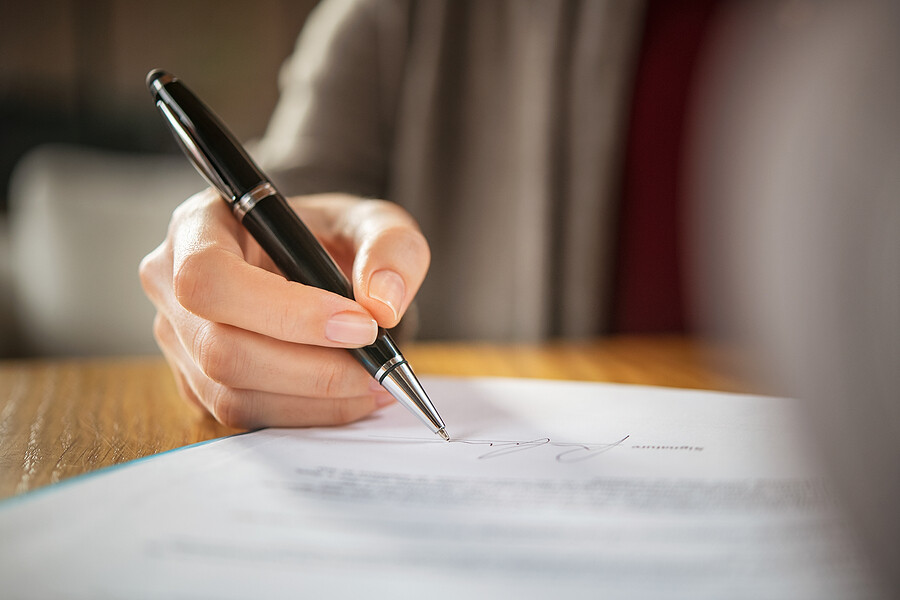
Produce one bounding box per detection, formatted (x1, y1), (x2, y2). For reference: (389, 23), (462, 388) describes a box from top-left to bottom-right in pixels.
(404, 336), (753, 392)
(0, 336), (754, 501)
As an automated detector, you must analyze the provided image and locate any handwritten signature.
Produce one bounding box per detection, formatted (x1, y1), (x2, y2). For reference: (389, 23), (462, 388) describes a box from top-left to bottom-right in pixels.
(370, 435), (630, 463)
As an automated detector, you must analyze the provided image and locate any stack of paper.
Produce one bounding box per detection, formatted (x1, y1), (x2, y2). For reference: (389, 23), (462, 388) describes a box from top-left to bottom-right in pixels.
(0, 377), (882, 599)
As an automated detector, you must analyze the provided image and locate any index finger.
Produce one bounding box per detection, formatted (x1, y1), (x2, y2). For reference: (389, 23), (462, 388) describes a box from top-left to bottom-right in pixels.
(171, 190), (378, 347)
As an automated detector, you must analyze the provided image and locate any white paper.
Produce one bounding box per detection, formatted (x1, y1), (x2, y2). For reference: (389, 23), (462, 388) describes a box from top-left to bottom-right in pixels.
(0, 377), (882, 599)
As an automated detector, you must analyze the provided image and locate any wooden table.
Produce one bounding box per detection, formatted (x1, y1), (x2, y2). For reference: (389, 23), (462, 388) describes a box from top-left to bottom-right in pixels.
(0, 336), (754, 501)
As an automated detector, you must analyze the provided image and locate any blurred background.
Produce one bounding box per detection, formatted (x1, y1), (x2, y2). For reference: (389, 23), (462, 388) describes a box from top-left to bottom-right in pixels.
(0, 0), (897, 595)
(0, 0), (318, 357)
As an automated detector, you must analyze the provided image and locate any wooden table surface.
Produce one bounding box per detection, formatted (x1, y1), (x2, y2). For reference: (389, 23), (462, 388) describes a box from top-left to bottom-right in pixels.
(0, 336), (754, 502)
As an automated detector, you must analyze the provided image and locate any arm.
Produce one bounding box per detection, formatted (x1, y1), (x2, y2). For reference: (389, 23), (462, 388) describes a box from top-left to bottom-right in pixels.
(254, 0), (406, 199)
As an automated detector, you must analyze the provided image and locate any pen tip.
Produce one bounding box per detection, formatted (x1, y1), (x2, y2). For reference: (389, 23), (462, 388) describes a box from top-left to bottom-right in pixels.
(437, 428), (451, 442)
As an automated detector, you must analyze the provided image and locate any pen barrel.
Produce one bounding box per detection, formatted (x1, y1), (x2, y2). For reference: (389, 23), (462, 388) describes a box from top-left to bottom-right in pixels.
(154, 76), (265, 196)
(240, 193), (353, 298)
(238, 193), (402, 377)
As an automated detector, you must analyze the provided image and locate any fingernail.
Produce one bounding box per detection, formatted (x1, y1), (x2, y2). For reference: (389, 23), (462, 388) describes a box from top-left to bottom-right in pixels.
(374, 392), (396, 408)
(325, 312), (377, 345)
(368, 270), (405, 320)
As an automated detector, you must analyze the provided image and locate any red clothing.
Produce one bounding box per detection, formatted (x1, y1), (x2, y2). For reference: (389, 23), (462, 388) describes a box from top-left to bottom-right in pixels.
(612, 0), (718, 334)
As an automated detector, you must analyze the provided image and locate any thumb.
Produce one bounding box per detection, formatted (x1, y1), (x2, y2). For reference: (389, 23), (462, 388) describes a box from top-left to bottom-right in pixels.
(347, 201), (430, 328)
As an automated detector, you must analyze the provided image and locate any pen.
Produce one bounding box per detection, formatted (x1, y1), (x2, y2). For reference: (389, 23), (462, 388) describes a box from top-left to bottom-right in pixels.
(146, 69), (449, 441)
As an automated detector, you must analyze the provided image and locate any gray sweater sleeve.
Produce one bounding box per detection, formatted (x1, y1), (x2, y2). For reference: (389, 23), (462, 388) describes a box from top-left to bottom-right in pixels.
(254, 0), (407, 199)
(252, 0), (645, 341)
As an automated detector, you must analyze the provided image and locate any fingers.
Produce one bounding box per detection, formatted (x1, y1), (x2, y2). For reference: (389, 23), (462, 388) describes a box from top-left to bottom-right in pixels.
(139, 189), (426, 429)
(292, 196), (431, 328)
(169, 307), (377, 398)
(167, 190), (379, 348)
(153, 312), (395, 429)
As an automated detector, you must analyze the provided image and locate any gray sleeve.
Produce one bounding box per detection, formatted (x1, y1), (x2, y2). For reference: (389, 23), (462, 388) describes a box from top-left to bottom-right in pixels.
(254, 0), (407, 198)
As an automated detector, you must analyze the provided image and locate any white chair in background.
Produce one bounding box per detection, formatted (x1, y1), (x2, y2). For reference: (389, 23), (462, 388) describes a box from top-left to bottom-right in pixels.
(4, 144), (202, 357)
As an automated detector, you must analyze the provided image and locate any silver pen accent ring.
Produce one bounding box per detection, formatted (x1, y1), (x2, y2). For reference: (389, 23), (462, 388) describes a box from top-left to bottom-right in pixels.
(234, 182), (277, 220)
(375, 356), (406, 382)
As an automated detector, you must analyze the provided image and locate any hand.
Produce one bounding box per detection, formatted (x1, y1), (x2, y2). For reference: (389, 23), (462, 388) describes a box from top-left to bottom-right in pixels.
(139, 189), (430, 429)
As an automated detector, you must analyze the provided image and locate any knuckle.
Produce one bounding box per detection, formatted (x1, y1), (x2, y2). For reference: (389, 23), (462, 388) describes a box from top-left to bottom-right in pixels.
(138, 245), (167, 296)
(363, 198), (394, 216)
(405, 230), (431, 268)
(174, 188), (217, 220)
(172, 247), (219, 314)
(151, 313), (168, 346)
(192, 322), (237, 385)
(138, 250), (155, 286)
(312, 359), (350, 398)
(171, 255), (202, 312)
(170, 198), (193, 224)
(262, 292), (300, 341)
(382, 226), (431, 271)
(330, 397), (359, 426)
(209, 387), (255, 429)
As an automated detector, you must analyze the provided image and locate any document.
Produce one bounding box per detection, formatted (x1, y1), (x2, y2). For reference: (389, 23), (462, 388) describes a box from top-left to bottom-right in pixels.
(0, 377), (881, 599)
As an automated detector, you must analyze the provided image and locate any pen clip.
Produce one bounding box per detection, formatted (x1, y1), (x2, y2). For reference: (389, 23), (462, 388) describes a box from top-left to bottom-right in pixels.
(155, 99), (234, 200)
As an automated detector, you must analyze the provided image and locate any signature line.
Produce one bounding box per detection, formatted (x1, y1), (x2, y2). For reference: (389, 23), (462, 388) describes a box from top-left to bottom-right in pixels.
(369, 435), (630, 463)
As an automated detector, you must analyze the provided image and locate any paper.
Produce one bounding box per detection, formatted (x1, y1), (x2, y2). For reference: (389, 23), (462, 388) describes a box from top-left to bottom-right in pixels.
(0, 377), (882, 599)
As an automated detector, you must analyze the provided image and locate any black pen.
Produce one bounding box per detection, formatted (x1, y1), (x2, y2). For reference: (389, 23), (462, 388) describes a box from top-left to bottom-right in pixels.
(146, 69), (449, 441)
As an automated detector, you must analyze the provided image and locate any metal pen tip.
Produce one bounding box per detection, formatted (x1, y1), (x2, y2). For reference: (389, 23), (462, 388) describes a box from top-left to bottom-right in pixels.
(437, 428), (451, 442)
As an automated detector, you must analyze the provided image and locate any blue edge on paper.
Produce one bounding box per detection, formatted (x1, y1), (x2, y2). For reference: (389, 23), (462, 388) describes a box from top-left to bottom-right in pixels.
(0, 430), (257, 512)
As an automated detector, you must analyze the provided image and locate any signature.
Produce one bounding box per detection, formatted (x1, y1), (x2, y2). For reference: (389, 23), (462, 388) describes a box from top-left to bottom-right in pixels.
(370, 435), (630, 463)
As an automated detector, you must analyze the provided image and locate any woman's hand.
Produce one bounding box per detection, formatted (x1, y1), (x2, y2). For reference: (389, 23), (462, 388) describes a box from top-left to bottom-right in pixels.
(139, 189), (430, 429)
